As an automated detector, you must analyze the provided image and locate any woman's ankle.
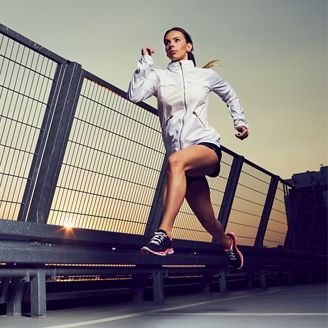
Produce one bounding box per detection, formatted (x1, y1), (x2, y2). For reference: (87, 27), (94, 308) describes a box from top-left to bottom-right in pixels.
(223, 235), (232, 250)
(158, 226), (172, 238)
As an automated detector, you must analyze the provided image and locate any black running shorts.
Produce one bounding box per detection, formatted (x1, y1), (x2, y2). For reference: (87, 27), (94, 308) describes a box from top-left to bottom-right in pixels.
(186, 142), (222, 185)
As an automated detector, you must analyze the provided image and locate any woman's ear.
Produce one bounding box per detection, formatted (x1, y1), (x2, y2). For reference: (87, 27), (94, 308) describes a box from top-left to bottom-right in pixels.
(186, 43), (193, 52)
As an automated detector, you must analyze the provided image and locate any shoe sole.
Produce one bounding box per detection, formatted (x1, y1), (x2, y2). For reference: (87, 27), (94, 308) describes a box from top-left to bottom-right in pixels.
(141, 246), (174, 256)
(226, 232), (244, 270)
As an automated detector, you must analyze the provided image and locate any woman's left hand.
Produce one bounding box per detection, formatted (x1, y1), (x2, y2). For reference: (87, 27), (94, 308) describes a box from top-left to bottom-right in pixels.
(235, 126), (249, 140)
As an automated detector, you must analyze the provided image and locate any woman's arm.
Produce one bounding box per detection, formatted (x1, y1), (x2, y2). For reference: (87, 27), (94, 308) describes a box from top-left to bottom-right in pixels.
(209, 70), (249, 138)
(127, 48), (159, 103)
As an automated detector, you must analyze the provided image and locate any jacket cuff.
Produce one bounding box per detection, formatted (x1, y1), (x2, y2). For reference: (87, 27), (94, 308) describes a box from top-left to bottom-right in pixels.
(234, 121), (249, 130)
(141, 55), (154, 65)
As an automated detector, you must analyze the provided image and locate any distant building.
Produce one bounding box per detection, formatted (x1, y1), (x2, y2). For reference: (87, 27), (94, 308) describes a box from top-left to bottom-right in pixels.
(285, 166), (327, 255)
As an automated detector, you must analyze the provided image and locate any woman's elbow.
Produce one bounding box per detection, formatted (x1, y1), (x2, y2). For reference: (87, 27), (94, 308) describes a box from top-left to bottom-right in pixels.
(127, 90), (139, 103)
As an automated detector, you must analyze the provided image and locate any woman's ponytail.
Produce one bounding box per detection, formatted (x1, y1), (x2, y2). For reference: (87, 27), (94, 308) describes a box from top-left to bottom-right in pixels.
(188, 51), (196, 66)
(202, 59), (221, 69)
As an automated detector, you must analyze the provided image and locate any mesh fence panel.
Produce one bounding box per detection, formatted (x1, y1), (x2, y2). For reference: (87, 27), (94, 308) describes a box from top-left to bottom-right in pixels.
(48, 77), (165, 234)
(0, 33), (57, 221)
(0, 26), (293, 248)
(226, 162), (271, 246)
(263, 181), (288, 247)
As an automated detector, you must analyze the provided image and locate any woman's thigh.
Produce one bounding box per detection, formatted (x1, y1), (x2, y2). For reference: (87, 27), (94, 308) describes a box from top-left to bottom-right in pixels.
(168, 144), (219, 177)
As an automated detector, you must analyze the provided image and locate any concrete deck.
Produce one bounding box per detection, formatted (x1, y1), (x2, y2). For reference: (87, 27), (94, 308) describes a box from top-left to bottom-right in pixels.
(1, 283), (327, 328)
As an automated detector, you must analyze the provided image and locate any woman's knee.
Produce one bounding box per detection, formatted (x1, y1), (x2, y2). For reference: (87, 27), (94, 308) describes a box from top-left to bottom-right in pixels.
(167, 153), (185, 174)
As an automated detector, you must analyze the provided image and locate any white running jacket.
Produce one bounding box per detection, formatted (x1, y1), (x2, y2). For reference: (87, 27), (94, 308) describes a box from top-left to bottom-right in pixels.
(128, 55), (248, 156)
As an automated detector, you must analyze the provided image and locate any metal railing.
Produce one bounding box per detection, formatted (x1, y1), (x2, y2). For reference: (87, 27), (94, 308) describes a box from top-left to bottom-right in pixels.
(0, 23), (291, 247)
(48, 74), (165, 234)
(0, 29), (58, 222)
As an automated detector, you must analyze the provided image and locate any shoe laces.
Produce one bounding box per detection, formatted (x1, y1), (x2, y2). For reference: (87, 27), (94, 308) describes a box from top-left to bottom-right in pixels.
(225, 247), (237, 261)
(149, 231), (167, 246)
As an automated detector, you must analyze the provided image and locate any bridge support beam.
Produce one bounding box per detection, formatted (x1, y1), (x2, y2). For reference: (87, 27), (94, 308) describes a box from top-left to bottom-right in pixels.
(132, 273), (147, 303)
(219, 268), (228, 293)
(30, 270), (47, 318)
(152, 269), (164, 303)
(6, 278), (26, 316)
(260, 270), (267, 288)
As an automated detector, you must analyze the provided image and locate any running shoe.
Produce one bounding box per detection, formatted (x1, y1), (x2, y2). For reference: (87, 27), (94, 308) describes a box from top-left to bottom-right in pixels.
(224, 232), (244, 269)
(141, 230), (174, 256)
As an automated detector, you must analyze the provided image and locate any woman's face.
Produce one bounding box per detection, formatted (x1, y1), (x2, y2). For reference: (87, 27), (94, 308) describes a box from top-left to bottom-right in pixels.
(164, 30), (192, 62)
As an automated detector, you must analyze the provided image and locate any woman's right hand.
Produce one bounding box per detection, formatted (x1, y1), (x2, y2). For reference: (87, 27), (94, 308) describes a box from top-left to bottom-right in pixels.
(141, 47), (155, 56)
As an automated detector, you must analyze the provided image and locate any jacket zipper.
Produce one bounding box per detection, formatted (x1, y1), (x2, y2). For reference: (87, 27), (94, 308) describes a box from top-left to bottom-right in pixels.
(165, 114), (173, 127)
(193, 111), (206, 128)
(179, 62), (187, 148)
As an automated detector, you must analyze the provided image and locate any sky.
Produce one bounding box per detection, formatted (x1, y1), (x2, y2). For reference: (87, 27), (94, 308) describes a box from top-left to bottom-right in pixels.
(1, 0), (327, 179)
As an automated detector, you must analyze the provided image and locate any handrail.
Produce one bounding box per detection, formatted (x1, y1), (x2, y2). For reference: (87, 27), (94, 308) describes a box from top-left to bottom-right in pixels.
(0, 23), (67, 64)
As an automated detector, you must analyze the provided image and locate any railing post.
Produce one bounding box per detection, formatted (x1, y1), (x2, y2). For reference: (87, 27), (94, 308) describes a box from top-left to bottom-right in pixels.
(25, 62), (84, 223)
(144, 156), (167, 236)
(255, 175), (279, 247)
(17, 63), (66, 222)
(217, 155), (244, 231)
(284, 189), (302, 249)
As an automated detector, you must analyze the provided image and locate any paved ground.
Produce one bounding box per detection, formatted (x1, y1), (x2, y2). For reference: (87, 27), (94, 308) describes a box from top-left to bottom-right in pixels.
(1, 283), (327, 328)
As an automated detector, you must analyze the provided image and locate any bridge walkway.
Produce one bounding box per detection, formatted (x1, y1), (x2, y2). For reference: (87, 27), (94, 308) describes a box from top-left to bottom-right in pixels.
(1, 283), (327, 328)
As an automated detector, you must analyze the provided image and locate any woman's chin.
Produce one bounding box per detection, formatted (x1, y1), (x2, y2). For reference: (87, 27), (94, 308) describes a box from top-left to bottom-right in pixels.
(169, 57), (181, 62)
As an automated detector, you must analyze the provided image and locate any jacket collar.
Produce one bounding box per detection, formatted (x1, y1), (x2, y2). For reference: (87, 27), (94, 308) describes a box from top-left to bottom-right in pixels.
(167, 60), (195, 71)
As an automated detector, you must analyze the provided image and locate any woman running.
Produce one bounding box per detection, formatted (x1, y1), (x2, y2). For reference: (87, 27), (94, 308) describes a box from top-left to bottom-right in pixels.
(128, 27), (248, 269)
